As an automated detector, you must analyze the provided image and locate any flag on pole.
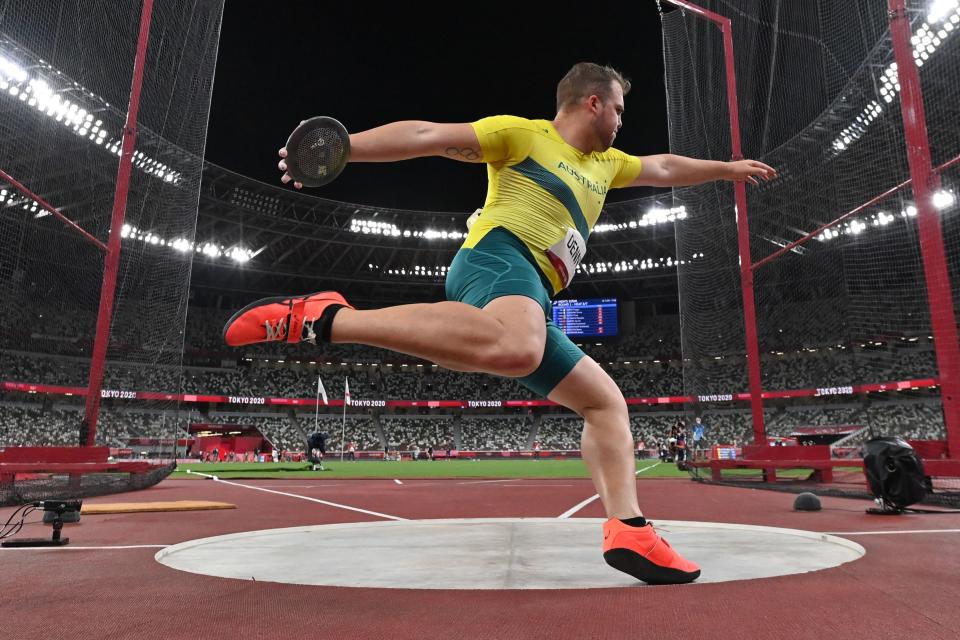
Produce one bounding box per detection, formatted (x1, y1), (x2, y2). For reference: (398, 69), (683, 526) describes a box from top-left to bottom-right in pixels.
(344, 377), (351, 406)
(317, 376), (328, 405)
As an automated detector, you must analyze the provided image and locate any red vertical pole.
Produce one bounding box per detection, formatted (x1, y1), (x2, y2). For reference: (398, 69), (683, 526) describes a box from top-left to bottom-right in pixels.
(82, 0), (155, 446)
(889, 0), (960, 456)
(665, 1), (766, 443)
(721, 21), (766, 446)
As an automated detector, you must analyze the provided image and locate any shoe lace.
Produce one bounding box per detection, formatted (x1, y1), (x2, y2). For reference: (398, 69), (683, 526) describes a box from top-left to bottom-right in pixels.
(263, 311), (318, 344)
(301, 318), (317, 344)
(263, 317), (288, 341)
(646, 521), (673, 548)
(647, 520), (673, 549)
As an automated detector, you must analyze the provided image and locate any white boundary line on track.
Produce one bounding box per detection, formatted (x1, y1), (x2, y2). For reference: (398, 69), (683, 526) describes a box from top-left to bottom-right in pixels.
(188, 471), (406, 521)
(824, 528), (960, 536)
(456, 479), (522, 485)
(556, 495), (599, 518)
(394, 479), (403, 485)
(557, 462), (661, 519)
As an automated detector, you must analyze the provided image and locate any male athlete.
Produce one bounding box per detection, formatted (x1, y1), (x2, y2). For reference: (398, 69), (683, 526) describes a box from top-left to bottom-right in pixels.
(224, 63), (775, 584)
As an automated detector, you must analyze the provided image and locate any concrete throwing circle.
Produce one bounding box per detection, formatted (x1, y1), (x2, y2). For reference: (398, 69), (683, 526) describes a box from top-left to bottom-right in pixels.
(155, 518), (864, 589)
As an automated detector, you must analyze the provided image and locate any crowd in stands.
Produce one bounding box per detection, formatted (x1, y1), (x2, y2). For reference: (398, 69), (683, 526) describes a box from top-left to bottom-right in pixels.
(3, 297), (939, 380)
(0, 296), (949, 456)
(292, 414), (381, 453)
(0, 404), (83, 447)
(0, 403), (193, 449)
(379, 416), (453, 452)
(0, 398), (947, 454)
(1, 343), (939, 405)
(460, 416), (530, 451)
(537, 415), (584, 450)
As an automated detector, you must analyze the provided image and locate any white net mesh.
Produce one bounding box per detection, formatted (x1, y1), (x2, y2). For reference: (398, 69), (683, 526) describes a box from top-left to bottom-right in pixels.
(663, 1), (960, 442)
(0, 0), (224, 454)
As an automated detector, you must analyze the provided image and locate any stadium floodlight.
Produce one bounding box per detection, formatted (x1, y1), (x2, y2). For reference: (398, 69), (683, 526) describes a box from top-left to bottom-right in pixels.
(351, 218), (398, 234)
(577, 253), (698, 276)
(933, 190), (955, 209)
(837, 13), (956, 149)
(637, 205), (687, 227)
(201, 242), (221, 258)
(594, 221), (644, 234)
(374, 264), (447, 276)
(0, 54), (27, 84)
(590, 207), (690, 235)
(928, 0), (960, 24)
(228, 247), (252, 263)
(1, 46), (182, 186)
(351, 217), (466, 241)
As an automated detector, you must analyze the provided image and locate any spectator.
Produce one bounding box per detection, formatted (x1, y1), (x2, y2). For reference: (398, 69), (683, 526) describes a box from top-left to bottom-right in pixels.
(692, 418), (705, 457)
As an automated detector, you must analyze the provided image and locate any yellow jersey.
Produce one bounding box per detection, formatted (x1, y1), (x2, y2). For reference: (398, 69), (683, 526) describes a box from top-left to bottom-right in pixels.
(465, 115), (642, 294)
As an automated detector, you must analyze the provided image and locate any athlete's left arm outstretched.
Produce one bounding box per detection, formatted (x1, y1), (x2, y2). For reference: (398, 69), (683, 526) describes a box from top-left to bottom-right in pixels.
(630, 154), (776, 188)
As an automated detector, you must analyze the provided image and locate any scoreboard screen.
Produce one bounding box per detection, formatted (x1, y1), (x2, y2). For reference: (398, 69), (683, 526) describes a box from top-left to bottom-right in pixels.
(552, 298), (618, 337)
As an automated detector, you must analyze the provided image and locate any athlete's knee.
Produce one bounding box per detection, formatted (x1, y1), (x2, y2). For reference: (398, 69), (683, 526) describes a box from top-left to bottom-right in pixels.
(580, 395), (628, 424)
(507, 344), (544, 377)
(479, 340), (543, 377)
(570, 377), (628, 422)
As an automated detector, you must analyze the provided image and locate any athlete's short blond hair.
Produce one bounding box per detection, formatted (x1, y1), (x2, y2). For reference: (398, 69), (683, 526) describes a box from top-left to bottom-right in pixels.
(556, 62), (631, 112)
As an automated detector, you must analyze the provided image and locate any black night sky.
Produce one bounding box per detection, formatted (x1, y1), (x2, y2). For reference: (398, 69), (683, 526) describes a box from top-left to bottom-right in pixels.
(203, 3), (672, 212)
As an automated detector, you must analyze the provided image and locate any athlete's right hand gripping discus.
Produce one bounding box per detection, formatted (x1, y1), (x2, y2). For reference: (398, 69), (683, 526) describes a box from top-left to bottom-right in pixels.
(283, 116), (350, 187)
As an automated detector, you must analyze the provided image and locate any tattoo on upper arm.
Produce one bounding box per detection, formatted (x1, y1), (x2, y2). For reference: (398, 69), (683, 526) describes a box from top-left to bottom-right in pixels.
(445, 146), (481, 161)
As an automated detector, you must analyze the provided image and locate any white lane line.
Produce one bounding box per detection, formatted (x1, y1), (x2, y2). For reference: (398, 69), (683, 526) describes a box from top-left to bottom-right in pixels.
(188, 471), (405, 521)
(456, 479), (522, 485)
(557, 494), (600, 519)
(2, 545), (167, 551)
(825, 528), (960, 536)
(635, 462), (661, 476)
(394, 479), (403, 485)
(557, 462), (660, 519)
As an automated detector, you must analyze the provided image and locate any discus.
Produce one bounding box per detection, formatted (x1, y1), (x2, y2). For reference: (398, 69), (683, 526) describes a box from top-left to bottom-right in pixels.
(283, 116), (350, 187)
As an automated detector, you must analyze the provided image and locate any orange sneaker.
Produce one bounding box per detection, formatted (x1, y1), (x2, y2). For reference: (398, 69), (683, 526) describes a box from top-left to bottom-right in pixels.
(602, 518), (700, 585)
(222, 291), (353, 347)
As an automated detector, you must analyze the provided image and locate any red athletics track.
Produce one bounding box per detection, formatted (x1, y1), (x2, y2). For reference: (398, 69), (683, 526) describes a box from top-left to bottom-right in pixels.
(1, 477), (959, 640)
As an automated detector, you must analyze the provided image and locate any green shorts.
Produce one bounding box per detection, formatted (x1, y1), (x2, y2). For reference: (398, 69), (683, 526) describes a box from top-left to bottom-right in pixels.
(444, 227), (586, 398)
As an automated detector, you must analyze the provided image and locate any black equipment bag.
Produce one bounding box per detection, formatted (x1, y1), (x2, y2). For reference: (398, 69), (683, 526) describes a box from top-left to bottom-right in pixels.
(863, 436), (928, 510)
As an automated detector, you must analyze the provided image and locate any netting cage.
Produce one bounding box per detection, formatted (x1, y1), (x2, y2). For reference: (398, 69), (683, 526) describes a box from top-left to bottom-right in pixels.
(0, 0), (224, 464)
(662, 0), (960, 448)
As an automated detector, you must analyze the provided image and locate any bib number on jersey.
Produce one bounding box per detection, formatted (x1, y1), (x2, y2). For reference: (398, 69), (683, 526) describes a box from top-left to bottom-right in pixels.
(545, 227), (586, 289)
